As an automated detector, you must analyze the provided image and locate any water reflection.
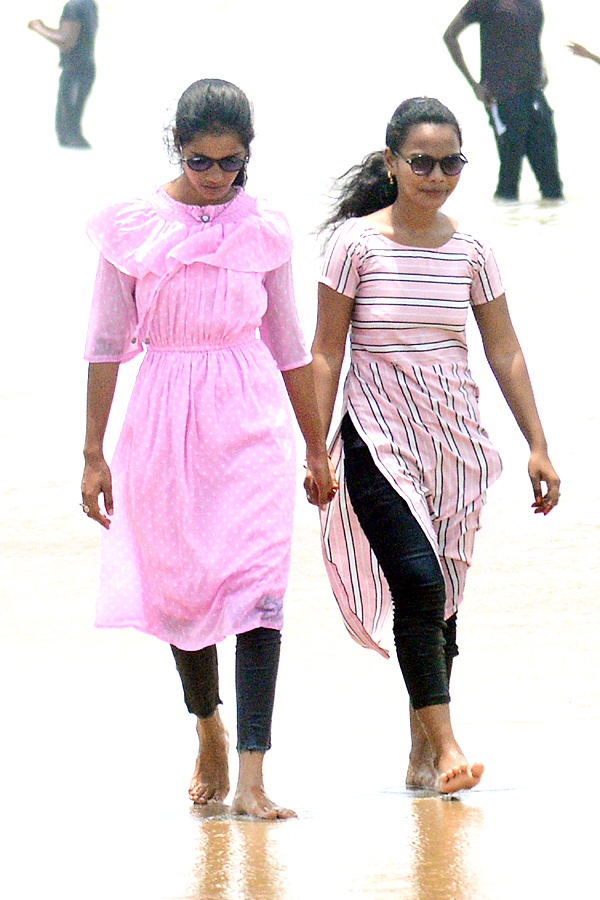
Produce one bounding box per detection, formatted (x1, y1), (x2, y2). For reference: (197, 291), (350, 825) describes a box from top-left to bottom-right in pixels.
(188, 807), (287, 900)
(409, 797), (485, 900)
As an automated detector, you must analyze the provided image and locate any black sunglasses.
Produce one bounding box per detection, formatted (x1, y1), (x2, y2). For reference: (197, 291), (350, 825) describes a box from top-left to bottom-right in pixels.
(182, 154), (248, 173)
(395, 152), (468, 177)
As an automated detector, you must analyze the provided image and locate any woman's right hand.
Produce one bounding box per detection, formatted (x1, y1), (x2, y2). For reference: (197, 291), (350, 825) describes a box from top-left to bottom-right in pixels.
(304, 451), (338, 509)
(81, 455), (114, 529)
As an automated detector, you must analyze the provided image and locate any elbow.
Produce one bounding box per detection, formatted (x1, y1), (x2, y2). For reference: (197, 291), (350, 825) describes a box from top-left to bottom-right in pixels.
(312, 347), (344, 382)
(443, 25), (457, 48)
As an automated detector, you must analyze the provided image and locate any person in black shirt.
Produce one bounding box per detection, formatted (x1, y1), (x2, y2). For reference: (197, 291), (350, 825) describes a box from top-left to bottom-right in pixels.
(444, 1), (563, 201)
(28, 0), (98, 149)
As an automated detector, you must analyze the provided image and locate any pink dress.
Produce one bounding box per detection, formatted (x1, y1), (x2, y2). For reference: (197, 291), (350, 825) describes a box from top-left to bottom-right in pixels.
(85, 188), (310, 651)
(319, 219), (504, 658)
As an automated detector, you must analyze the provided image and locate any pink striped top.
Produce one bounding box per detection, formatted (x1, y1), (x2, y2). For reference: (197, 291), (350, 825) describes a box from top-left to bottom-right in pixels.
(319, 219), (504, 657)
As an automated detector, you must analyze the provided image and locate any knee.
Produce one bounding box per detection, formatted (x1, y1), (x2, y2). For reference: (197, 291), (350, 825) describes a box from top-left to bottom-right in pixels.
(388, 555), (446, 615)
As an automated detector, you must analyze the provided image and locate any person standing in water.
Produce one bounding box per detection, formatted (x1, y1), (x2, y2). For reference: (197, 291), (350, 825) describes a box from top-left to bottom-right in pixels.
(81, 78), (335, 818)
(305, 97), (560, 794)
(28, 0), (98, 148)
(443, 0), (563, 202)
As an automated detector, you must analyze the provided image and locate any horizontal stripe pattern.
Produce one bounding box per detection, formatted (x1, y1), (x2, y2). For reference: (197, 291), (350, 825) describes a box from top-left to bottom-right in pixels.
(318, 220), (504, 656)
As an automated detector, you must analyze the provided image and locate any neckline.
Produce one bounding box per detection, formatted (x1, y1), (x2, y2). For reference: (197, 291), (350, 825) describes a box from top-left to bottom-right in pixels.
(154, 186), (254, 223)
(362, 223), (458, 252)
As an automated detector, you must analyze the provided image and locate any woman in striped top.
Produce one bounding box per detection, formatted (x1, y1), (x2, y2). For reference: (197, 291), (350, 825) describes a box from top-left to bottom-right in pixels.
(305, 97), (560, 794)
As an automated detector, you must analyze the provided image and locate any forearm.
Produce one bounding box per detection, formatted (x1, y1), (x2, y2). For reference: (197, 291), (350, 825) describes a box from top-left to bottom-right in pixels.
(28, 19), (79, 51)
(84, 362), (120, 460)
(281, 364), (329, 456)
(486, 348), (548, 451)
(309, 349), (344, 441)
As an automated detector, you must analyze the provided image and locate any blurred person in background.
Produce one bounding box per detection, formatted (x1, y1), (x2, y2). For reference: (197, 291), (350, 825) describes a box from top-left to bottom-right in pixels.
(444, 0), (563, 202)
(28, 0), (98, 148)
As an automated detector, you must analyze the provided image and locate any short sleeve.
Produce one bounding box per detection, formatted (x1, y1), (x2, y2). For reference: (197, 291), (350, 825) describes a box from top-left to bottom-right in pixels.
(459, 0), (489, 26)
(84, 255), (142, 363)
(319, 221), (363, 299)
(61, 0), (84, 23)
(470, 240), (504, 306)
(260, 260), (311, 371)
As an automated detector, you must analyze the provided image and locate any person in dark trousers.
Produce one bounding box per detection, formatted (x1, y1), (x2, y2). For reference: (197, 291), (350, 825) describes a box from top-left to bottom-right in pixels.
(444, 1), (563, 202)
(28, 0), (98, 149)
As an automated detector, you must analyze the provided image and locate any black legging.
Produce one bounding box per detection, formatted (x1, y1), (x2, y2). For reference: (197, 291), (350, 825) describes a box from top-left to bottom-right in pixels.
(341, 414), (458, 709)
(171, 627), (281, 753)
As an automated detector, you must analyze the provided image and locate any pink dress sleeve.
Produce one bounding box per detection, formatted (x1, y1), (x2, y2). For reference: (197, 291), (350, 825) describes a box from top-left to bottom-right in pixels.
(84, 256), (142, 363)
(260, 260), (311, 371)
(470, 240), (505, 306)
(319, 221), (362, 299)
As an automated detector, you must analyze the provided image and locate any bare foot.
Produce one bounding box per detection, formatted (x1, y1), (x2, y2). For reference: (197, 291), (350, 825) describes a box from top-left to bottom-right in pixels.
(189, 710), (230, 805)
(231, 784), (297, 819)
(414, 703), (484, 795)
(406, 751), (438, 790)
(406, 705), (437, 789)
(437, 751), (484, 794)
(232, 751), (297, 819)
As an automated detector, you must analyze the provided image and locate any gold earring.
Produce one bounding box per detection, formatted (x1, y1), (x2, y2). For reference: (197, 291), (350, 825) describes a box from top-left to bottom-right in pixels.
(388, 171), (395, 185)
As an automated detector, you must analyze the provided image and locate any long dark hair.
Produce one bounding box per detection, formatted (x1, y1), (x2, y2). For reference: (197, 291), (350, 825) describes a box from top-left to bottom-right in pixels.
(169, 78), (255, 187)
(320, 97), (462, 236)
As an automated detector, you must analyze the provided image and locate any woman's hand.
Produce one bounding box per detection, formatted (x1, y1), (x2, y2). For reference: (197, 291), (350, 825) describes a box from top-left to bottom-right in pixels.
(304, 450), (338, 509)
(528, 449), (560, 515)
(81, 455), (114, 529)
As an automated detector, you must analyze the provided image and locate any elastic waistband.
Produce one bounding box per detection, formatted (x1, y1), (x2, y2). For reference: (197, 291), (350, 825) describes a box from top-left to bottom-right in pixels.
(145, 336), (257, 354)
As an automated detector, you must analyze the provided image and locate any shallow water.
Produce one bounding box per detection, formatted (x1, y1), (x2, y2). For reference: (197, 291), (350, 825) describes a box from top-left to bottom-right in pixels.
(2, 2), (600, 897)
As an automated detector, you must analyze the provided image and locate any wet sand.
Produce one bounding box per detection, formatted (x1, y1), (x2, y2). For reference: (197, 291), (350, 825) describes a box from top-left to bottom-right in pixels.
(1, 447), (599, 899)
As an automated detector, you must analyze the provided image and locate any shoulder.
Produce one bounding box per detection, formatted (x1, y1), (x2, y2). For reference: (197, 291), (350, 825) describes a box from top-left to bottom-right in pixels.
(61, 0), (85, 21)
(326, 217), (377, 254)
(459, 0), (491, 24)
(86, 193), (180, 277)
(249, 195), (293, 242)
(87, 195), (158, 233)
(450, 226), (492, 253)
(450, 227), (500, 276)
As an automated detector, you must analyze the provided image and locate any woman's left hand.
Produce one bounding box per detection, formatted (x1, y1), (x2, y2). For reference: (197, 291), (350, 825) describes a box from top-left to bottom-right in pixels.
(304, 450), (338, 509)
(529, 449), (560, 515)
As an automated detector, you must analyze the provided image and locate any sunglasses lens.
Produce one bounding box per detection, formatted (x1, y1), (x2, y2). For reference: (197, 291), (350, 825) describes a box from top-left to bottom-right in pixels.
(440, 155), (466, 176)
(185, 156), (212, 172)
(218, 156), (246, 172)
(410, 156), (434, 176)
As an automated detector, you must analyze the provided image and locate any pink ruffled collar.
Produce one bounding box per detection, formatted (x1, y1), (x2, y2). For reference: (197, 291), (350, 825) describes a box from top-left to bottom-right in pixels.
(152, 186), (258, 225)
(86, 189), (293, 279)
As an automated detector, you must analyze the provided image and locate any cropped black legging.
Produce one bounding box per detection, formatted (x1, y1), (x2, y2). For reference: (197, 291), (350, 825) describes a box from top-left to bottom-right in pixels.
(341, 414), (458, 709)
(171, 627), (281, 753)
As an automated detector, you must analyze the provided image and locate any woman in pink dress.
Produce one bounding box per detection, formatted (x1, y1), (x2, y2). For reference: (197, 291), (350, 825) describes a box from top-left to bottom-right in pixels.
(81, 78), (335, 818)
(305, 97), (560, 795)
